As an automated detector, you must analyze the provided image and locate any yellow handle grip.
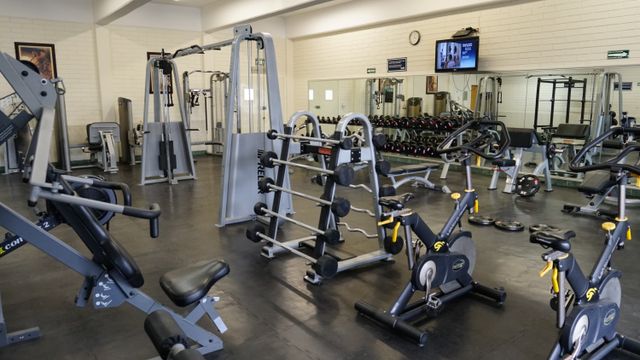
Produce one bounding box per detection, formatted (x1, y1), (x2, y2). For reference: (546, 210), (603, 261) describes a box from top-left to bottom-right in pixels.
(539, 261), (553, 278)
(378, 216), (394, 227)
(474, 199), (479, 214)
(391, 221), (401, 243)
(627, 226), (632, 241)
(552, 267), (559, 293)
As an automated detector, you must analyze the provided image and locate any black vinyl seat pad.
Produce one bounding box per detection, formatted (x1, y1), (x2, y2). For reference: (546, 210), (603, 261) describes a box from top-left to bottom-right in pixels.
(160, 260), (230, 307)
(387, 163), (440, 176)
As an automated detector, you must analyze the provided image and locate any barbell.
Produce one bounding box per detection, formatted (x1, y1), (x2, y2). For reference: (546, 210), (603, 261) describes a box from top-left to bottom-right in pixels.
(258, 177), (351, 217)
(260, 151), (355, 186)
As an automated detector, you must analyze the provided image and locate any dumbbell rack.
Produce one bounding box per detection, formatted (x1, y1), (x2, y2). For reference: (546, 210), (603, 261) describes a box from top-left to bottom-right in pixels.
(255, 112), (392, 285)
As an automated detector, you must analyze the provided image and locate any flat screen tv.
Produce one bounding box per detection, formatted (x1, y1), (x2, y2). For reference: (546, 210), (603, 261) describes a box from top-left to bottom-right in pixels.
(435, 37), (479, 73)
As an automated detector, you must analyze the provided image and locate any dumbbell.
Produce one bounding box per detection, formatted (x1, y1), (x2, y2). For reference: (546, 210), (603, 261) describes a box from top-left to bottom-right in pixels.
(258, 177), (351, 217)
(260, 151), (355, 186)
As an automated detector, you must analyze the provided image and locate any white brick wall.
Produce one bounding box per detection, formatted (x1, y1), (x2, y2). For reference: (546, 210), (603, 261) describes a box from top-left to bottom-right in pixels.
(0, 16), (101, 142)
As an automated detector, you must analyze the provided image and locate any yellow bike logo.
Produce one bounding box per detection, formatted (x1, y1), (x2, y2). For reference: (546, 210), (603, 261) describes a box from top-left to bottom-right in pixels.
(0, 247), (4, 255)
(586, 288), (598, 301)
(434, 241), (446, 252)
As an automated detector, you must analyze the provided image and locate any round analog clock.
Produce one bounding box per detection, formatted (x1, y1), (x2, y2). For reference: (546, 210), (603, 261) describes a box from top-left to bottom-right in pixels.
(409, 30), (421, 46)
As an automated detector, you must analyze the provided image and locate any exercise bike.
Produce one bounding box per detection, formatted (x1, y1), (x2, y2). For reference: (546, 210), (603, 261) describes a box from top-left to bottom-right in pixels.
(355, 119), (510, 346)
(530, 126), (640, 359)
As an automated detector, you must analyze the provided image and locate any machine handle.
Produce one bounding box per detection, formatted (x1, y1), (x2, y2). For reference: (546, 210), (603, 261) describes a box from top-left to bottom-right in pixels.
(436, 119), (510, 160)
(122, 203), (162, 238)
(90, 179), (132, 206)
(569, 126), (640, 176)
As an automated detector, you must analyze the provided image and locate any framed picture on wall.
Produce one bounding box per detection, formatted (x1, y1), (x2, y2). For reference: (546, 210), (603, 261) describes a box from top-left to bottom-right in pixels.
(146, 51), (173, 94)
(14, 42), (57, 80)
(426, 75), (438, 94)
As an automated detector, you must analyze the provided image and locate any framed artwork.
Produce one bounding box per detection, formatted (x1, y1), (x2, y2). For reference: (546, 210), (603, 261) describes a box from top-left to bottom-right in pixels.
(426, 75), (438, 94)
(147, 51), (173, 94)
(14, 42), (57, 80)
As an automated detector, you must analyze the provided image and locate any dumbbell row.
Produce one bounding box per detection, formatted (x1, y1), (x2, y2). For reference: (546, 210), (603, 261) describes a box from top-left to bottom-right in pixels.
(317, 115), (465, 132)
(381, 136), (445, 157)
(246, 223), (339, 279)
(260, 151), (355, 186)
(258, 177), (351, 217)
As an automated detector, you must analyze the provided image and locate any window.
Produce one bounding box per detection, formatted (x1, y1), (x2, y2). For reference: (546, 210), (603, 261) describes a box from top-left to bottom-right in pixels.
(324, 89), (333, 101)
(243, 88), (254, 101)
(308, 89), (314, 101)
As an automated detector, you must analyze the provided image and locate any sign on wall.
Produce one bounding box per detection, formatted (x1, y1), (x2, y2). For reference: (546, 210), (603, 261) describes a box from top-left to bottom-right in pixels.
(387, 57), (407, 72)
(607, 50), (629, 59)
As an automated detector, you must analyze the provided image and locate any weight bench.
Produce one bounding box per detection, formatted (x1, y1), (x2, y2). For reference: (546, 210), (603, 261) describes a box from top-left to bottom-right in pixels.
(489, 127), (552, 194)
(562, 171), (619, 219)
(381, 162), (451, 193)
(549, 123), (591, 175)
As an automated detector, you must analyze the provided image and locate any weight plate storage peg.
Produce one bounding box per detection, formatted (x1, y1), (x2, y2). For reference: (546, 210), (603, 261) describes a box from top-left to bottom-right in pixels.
(494, 220), (525, 232)
(468, 215), (495, 226)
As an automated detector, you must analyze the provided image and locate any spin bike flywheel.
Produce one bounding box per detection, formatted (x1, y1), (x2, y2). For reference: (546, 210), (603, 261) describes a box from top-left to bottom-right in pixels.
(410, 235), (476, 291)
(561, 277), (621, 357)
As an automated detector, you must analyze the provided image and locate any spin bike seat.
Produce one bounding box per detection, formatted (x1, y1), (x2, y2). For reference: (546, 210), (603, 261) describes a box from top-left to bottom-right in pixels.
(160, 260), (230, 307)
(378, 193), (414, 210)
(529, 229), (575, 252)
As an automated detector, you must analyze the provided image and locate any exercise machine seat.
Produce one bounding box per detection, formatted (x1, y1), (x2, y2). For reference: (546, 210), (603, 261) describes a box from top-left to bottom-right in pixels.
(160, 260), (230, 307)
(378, 193), (414, 210)
(492, 159), (516, 167)
(577, 170), (616, 195)
(530, 229), (575, 252)
(386, 163), (440, 176)
(552, 124), (590, 140)
(507, 128), (535, 148)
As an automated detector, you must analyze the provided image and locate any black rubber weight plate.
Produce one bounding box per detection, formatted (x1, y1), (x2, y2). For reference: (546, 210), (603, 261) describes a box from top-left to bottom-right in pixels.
(529, 223), (561, 233)
(468, 215), (495, 226)
(494, 220), (525, 232)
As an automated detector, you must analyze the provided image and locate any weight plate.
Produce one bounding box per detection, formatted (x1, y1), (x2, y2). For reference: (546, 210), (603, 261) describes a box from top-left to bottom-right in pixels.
(528, 223), (561, 233)
(468, 215), (495, 226)
(494, 219), (525, 232)
(516, 175), (540, 197)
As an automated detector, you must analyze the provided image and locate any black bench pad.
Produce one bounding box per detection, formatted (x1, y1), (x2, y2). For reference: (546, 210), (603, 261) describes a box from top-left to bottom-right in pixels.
(577, 170), (616, 195)
(492, 159), (516, 167)
(160, 260), (230, 307)
(387, 163), (440, 175)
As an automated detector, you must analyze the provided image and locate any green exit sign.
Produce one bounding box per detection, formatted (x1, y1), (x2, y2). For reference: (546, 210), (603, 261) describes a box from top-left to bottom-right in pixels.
(608, 50), (629, 59)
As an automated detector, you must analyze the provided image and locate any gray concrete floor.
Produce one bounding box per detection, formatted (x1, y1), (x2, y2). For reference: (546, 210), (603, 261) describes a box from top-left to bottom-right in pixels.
(0, 156), (638, 359)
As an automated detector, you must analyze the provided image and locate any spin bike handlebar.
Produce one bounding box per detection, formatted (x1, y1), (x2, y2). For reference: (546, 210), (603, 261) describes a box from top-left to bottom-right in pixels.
(569, 126), (640, 176)
(436, 119), (510, 161)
